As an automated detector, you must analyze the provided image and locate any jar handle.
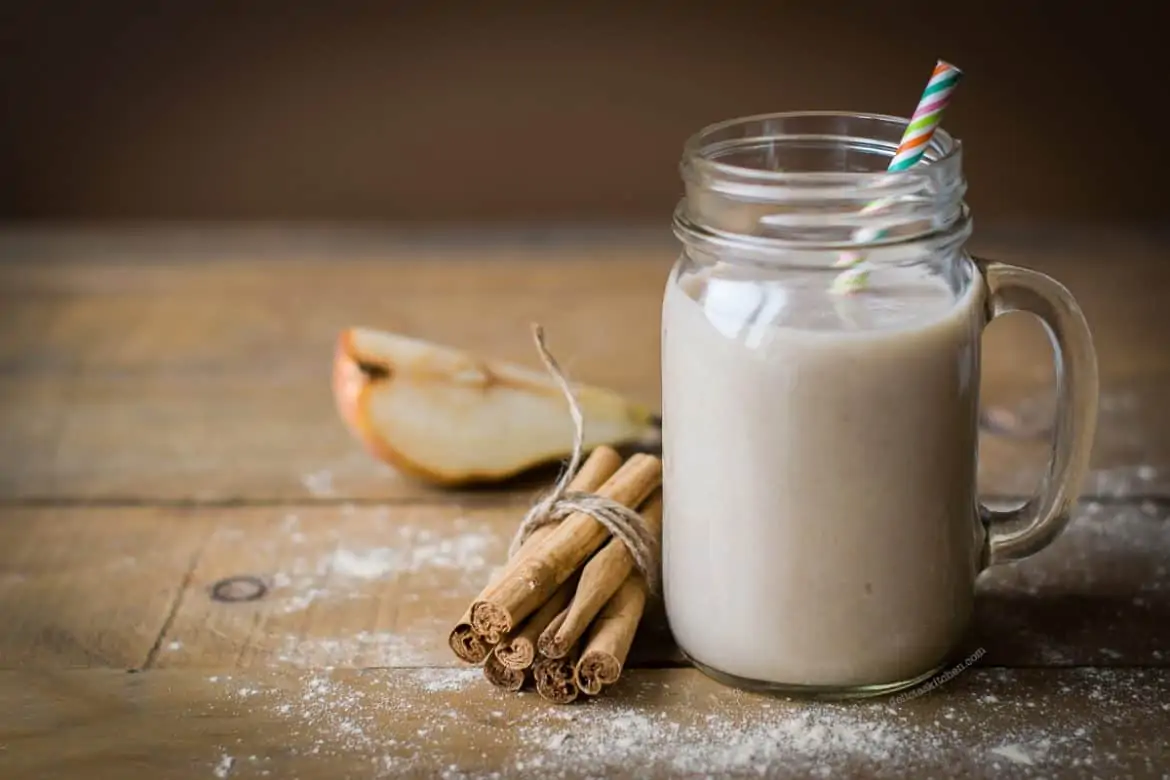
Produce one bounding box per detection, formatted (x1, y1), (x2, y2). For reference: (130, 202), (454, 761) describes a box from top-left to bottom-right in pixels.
(977, 258), (1099, 568)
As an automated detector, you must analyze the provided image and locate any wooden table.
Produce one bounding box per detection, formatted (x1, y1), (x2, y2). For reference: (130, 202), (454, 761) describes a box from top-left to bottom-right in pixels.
(1, 226), (1167, 779)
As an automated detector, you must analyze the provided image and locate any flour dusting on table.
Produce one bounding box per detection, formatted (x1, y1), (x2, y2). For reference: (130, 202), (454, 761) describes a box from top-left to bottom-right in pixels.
(212, 753), (235, 778)
(198, 504), (506, 668)
(301, 469), (336, 497)
(257, 510), (499, 618)
(275, 630), (437, 667)
(199, 667), (1170, 778)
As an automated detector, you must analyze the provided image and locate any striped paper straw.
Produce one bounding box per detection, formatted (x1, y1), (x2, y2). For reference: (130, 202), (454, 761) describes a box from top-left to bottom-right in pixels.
(890, 60), (963, 170)
(831, 60), (963, 294)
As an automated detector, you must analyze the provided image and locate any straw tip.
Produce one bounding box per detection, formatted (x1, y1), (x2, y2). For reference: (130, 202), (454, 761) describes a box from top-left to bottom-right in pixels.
(935, 59), (964, 76)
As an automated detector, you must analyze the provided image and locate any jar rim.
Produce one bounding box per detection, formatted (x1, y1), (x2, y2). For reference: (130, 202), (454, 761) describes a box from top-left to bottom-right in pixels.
(672, 199), (973, 256)
(682, 110), (961, 184)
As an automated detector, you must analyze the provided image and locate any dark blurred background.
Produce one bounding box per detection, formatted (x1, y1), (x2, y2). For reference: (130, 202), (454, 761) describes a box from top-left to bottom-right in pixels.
(2, 2), (1165, 225)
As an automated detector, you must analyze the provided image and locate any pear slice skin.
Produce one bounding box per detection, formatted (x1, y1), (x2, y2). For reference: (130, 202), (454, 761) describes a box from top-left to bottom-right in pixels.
(332, 327), (658, 486)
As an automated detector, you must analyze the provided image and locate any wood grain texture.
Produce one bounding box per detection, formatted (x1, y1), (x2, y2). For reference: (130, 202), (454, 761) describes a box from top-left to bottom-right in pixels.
(156, 502), (515, 670)
(0, 501), (1165, 672)
(0, 227), (1168, 776)
(109, 496), (1170, 671)
(0, 228), (664, 502)
(0, 507), (208, 668)
(976, 500), (1170, 667)
(1, 226), (1167, 502)
(2, 667), (1168, 779)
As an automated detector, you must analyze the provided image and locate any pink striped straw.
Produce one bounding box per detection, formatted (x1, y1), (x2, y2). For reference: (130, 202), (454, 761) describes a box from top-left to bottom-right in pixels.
(831, 60), (964, 294)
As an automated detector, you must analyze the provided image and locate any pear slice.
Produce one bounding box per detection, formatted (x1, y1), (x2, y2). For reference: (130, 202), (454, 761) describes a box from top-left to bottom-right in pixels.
(333, 327), (659, 486)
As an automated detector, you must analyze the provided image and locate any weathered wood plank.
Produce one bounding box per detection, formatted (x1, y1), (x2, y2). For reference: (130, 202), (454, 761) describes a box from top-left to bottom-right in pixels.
(1, 666), (1167, 779)
(156, 503), (516, 669)
(0, 507), (208, 668)
(977, 499), (1170, 667)
(156, 499), (1169, 670)
(1, 227), (1167, 502)
(2, 501), (1165, 672)
(0, 233), (665, 503)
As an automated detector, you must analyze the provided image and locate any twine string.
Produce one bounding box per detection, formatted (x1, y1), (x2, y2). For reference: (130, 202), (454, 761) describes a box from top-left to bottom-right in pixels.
(507, 325), (660, 593)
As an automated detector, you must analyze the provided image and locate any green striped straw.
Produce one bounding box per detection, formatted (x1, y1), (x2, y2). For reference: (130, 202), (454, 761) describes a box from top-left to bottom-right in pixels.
(831, 60), (964, 294)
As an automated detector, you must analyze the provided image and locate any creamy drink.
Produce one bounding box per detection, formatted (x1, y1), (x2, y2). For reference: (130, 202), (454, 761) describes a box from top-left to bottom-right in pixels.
(663, 111), (1097, 697)
(662, 262), (985, 688)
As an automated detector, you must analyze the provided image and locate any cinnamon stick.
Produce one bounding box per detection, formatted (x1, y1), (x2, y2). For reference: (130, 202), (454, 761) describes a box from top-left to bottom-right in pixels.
(534, 646), (581, 704)
(575, 574), (648, 695)
(448, 446), (623, 662)
(495, 577), (575, 670)
(539, 492), (662, 659)
(470, 453), (662, 643)
(483, 649), (527, 692)
(447, 614), (494, 665)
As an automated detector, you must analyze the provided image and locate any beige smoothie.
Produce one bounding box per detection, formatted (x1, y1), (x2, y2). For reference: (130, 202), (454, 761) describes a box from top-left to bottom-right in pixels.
(661, 259), (986, 688)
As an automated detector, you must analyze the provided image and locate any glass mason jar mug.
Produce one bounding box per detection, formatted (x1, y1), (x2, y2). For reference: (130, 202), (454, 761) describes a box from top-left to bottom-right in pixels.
(661, 112), (1098, 698)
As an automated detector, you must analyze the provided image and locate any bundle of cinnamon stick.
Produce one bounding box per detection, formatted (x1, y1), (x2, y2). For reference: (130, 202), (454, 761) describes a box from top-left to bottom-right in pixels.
(448, 446), (662, 703)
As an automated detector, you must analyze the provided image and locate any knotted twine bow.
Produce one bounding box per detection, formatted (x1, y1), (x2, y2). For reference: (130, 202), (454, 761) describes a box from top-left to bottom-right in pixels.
(506, 325), (660, 594)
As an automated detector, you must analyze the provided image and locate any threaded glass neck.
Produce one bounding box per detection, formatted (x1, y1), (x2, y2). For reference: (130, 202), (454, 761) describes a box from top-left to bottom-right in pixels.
(674, 111), (969, 260)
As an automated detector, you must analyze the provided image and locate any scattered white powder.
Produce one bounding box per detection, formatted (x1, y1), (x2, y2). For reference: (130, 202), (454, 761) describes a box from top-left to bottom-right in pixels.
(184, 424), (1167, 776)
(1086, 465), (1164, 498)
(409, 532), (493, 570)
(328, 534), (491, 579)
(298, 449), (401, 498)
(276, 630), (437, 667)
(261, 510), (500, 616)
(199, 668), (1167, 778)
(499, 703), (918, 776)
(275, 586), (331, 614)
(166, 641), (182, 651)
(991, 743), (1036, 765)
(332, 548), (402, 580)
(411, 667), (483, 693)
(301, 470), (335, 497)
(977, 501), (1170, 665)
(212, 753), (234, 778)
(191, 506), (508, 671)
